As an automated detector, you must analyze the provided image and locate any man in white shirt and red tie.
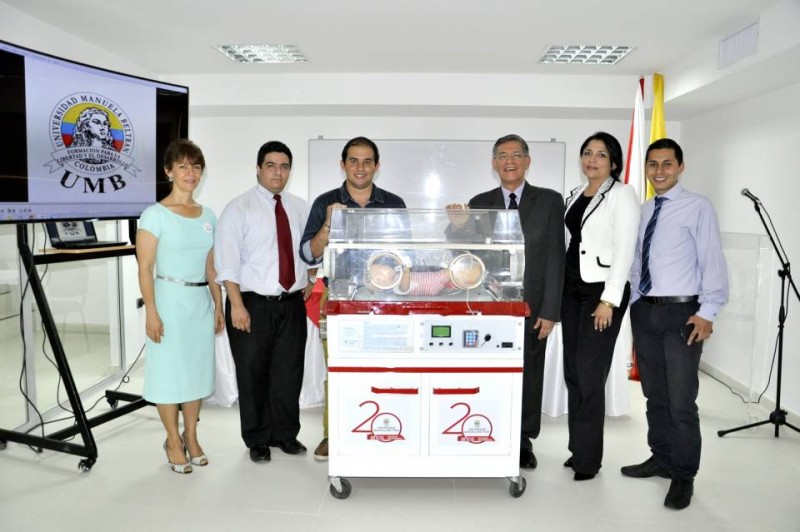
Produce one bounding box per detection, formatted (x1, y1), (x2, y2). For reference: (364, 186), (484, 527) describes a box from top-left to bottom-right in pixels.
(623, 138), (729, 510)
(215, 141), (313, 463)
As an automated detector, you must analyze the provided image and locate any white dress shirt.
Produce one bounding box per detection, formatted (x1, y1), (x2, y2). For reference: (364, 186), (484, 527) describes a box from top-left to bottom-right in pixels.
(501, 183), (525, 210)
(215, 184), (311, 295)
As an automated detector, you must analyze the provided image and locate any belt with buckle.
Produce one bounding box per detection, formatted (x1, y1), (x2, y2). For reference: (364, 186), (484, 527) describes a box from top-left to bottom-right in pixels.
(156, 274), (209, 287)
(252, 290), (302, 302)
(641, 295), (698, 304)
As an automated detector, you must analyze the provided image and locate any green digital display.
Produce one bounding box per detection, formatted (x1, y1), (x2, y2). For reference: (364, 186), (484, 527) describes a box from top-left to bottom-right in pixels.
(431, 325), (451, 338)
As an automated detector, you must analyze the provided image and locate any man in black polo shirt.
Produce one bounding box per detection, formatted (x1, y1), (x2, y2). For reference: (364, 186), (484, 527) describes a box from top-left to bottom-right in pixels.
(299, 136), (406, 461)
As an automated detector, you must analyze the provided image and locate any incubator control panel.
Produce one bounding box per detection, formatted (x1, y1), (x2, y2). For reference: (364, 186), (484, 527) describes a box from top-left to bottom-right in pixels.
(419, 317), (523, 354)
(331, 314), (525, 356)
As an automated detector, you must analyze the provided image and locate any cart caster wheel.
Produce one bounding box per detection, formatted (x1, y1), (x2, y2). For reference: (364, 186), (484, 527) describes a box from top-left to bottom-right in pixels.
(509, 476), (526, 498)
(78, 458), (95, 472)
(107, 398), (119, 408)
(329, 478), (352, 499)
(0, 440), (6, 451)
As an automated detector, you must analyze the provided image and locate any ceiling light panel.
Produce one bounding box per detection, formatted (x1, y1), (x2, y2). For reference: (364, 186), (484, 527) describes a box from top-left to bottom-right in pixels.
(537, 45), (633, 65)
(215, 44), (308, 64)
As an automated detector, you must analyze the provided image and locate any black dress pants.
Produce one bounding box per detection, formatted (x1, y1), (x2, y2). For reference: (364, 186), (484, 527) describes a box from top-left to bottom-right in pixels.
(630, 298), (702, 480)
(520, 324), (547, 448)
(226, 291), (307, 448)
(561, 280), (630, 475)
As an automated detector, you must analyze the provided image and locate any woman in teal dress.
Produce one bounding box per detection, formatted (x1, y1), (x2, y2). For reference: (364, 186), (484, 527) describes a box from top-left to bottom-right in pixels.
(137, 139), (224, 474)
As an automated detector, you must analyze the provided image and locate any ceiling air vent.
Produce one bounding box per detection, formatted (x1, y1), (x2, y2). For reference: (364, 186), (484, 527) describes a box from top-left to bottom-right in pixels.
(718, 19), (759, 70)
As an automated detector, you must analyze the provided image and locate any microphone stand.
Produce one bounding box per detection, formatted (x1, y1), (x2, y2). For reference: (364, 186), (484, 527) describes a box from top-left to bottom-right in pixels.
(718, 196), (799, 437)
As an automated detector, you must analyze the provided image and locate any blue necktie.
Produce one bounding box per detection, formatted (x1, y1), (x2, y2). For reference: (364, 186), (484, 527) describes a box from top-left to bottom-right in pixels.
(508, 192), (518, 209)
(639, 196), (666, 295)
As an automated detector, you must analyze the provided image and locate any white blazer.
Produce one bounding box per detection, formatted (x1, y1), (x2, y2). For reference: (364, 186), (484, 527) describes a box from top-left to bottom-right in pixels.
(564, 178), (641, 306)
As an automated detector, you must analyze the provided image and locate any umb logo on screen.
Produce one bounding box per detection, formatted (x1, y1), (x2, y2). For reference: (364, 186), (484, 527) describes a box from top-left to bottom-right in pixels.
(45, 92), (141, 194)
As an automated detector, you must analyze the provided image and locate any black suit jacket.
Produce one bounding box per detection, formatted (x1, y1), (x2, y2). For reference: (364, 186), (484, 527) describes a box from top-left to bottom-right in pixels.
(469, 182), (565, 323)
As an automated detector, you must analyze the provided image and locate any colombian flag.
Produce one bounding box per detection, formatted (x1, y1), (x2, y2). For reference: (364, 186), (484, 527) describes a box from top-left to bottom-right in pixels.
(647, 73), (667, 200)
(625, 76), (647, 203)
(628, 73), (667, 380)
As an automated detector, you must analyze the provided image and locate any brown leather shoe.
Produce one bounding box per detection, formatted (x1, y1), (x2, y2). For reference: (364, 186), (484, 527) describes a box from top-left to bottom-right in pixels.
(314, 438), (329, 461)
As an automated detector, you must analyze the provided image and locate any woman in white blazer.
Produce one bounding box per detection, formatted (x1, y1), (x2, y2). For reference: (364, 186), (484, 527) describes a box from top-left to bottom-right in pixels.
(562, 132), (641, 480)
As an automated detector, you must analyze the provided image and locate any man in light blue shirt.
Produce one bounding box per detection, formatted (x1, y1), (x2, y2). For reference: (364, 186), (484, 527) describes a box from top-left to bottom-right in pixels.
(622, 138), (729, 510)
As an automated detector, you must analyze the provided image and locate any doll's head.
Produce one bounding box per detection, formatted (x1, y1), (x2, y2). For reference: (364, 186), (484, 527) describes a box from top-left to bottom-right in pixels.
(366, 263), (400, 290)
(449, 254), (485, 290)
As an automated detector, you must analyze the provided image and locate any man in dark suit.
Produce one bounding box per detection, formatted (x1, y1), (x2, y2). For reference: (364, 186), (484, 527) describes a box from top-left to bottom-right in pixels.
(451, 134), (565, 469)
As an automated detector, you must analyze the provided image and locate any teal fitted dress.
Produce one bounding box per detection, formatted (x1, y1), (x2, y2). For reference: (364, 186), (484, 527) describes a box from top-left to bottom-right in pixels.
(139, 203), (217, 404)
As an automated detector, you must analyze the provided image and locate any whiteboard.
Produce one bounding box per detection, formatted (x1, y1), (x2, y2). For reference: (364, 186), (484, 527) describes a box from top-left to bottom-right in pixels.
(308, 139), (566, 209)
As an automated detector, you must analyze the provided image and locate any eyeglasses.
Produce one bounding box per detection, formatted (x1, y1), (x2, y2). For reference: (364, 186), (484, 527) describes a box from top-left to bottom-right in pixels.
(494, 153), (527, 162)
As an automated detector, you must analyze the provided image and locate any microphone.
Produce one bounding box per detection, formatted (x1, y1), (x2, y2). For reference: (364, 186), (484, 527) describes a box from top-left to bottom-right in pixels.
(741, 188), (761, 203)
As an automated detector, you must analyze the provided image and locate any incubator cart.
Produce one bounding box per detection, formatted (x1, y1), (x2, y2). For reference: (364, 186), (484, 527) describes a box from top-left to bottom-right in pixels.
(324, 208), (528, 499)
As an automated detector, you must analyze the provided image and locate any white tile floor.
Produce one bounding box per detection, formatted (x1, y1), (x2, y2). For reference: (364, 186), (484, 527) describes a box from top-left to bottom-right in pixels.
(2, 363), (799, 532)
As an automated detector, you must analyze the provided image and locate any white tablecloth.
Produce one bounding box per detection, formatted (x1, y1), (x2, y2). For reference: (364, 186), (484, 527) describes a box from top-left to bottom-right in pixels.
(207, 317), (327, 408)
(298, 319), (326, 408)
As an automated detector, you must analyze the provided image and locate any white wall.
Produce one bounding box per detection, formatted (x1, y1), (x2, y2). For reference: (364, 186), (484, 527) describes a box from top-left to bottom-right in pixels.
(681, 81), (800, 416)
(189, 115), (644, 216)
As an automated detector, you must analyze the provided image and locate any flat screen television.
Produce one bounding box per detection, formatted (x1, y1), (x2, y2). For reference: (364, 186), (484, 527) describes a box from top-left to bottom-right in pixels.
(0, 40), (188, 224)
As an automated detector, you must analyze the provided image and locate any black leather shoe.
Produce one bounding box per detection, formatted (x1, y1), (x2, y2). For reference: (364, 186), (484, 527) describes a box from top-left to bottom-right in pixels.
(620, 456), (670, 479)
(573, 472), (596, 481)
(563, 456), (574, 468)
(664, 478), (694, 509)
(273, 439), (307, 455)
(249, 445), (271, 463)
(519, 448), (537, 469)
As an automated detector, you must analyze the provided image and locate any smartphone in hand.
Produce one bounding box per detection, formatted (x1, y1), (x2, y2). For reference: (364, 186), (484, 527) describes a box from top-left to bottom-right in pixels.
(680, 323), (696, 343)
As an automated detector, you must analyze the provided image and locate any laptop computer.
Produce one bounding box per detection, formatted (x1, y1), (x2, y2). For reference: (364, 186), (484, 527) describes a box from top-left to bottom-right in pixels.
(45, 221), (127, 249)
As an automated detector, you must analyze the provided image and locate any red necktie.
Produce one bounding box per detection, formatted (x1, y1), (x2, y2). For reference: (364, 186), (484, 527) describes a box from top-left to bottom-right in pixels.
(274, 194), (295, 291)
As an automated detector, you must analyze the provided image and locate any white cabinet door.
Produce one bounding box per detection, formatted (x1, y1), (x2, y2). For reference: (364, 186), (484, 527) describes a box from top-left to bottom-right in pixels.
(428, 373), (514, 457)
(334, 372), (423, 457)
